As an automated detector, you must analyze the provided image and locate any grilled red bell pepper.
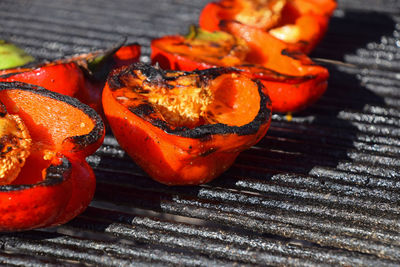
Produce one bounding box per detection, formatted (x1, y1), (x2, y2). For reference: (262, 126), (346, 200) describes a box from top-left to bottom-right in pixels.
(0, 81), (104, 231)
(0, 43), (141, 114)
(151, 24), (328, 112)
(199, 0), (336, 53)
(103, 63), (272, 185)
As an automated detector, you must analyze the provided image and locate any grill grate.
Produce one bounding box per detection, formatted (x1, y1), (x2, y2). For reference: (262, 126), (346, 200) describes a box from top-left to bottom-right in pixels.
(1, 0), (400, 266)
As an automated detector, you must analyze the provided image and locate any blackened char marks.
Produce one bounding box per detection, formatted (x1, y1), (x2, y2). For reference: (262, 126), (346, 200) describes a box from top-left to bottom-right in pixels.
(129, 103), (156, 117)
(108, 73), (124, 90)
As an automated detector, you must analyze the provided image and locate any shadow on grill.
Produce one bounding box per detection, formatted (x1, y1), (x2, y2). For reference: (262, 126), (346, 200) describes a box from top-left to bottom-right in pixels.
(314, 10), (396, 62)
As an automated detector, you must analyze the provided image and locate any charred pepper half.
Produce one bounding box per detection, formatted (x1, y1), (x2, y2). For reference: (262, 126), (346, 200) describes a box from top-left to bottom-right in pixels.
(151, 25), (328, 112)
(0, 82), (104, 231)
(199, 0), (336, 53)
(103, 63), (271, 185)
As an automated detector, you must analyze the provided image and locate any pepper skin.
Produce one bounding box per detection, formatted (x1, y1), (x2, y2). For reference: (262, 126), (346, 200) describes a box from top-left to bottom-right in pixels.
(0, 82), (104, 231)
(0, 62), (85, 96)
(0, 43), (141, 114)
(199, 0), (336, 53)
(103, 63), (272, 185)
(151, 25), (328, 113)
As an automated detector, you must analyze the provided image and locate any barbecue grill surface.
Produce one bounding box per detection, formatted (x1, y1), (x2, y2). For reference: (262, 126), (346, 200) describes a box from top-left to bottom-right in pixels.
(1, 0), (400, 266)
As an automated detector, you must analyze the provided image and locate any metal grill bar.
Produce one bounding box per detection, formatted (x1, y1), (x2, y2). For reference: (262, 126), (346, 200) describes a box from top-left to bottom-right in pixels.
(0, 251), (65, 267)
(93, 174), (400, 231)
(94, 139), (400, 221)
(0, 233), (166, 267)
(60, 207), (398, 267)
(88, 167), (400, 261)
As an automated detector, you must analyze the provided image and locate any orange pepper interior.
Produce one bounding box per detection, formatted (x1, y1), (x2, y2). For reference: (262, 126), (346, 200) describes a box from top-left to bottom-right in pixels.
(207, 73), (260, 126)
(0, 90), (94, 185)
(113, 70), (260, 129)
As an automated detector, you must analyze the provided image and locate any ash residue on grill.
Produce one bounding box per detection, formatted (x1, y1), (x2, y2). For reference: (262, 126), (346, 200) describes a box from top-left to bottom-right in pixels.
(1, 0), (400, 266)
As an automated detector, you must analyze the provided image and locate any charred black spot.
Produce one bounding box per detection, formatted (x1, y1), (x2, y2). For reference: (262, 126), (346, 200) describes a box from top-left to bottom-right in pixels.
(150, 118), (170, 130)
(130, 104), (155, 116)
(194, 67), (241, 81)
(129, 68), (139, 79)
(239, 63), (316, 81)
(206, 111), (214, 118)
(108, 74), (124, 90)
(0, 135), (16, 155)
(44, 157), (71, 183)
(0, 101), (7, 117)
(298, 40), (309, 46)
(0, 71), (26, 79)
(109, 66), (139, 90)
(219, 20), (228, 29)
(200, 135), (212, 142)
(0, 81), (41, 91)
(136, 88), (151, 94)
(0, 156), (70, 192)
(173, 41), (187, 46)
(281, 49), (305, 60)
(137, 62), (165, 83)
(165, 83), (174, 90)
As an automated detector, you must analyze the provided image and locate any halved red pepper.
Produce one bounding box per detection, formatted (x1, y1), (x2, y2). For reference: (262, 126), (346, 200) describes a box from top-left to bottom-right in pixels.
(199, 0), (336, 53)
(151, 24), (328, 112)
(0, 81), (104, 231)
(0, 43), (141, 114)
(103, 63), (272, 185)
